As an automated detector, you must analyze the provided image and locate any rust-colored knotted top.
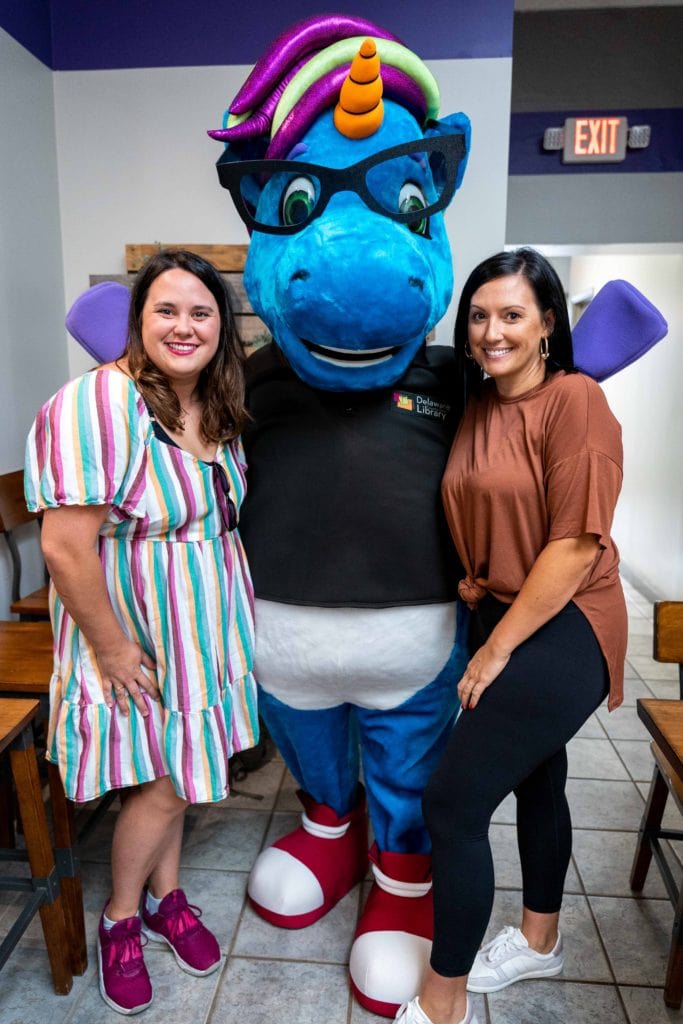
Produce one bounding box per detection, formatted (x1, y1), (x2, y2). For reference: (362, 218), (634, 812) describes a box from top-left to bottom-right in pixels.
(457, 575), (487, 611)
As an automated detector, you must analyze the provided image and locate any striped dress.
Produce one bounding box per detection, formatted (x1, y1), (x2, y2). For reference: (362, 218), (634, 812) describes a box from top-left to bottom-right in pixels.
(25, 368), (257, 804)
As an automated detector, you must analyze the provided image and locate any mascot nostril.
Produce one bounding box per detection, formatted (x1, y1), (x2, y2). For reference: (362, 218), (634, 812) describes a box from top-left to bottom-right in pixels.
(290, 268), (310, 282)
(409, 276), (425, 291)
(279, 214), (438, 354)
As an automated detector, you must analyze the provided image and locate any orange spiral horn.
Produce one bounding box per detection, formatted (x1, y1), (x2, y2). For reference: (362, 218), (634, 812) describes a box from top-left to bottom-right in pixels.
(334, 38), (384, 139)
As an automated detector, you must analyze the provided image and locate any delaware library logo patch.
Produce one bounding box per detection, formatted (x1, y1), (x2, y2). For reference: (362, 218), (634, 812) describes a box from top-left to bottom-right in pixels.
(393, 392), (414, 412)
(392, 391), (451, 422)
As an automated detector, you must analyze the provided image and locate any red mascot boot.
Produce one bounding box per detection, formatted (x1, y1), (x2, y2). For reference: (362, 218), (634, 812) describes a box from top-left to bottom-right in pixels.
(248, 787), (368, 928)
(350, 842), (433, 1017)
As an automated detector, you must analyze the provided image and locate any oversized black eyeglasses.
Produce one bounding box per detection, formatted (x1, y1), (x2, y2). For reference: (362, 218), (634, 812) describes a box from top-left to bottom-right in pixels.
(216, 133), (467, 236)
(212, 462), (238, 533)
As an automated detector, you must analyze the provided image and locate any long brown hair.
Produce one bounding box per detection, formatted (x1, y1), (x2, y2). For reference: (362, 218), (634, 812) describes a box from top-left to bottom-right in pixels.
(125, 249), (247, 441)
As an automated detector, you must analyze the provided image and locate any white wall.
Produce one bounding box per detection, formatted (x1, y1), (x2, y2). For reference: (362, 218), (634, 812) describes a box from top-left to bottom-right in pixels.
(433, 58), (511, 344)
(53, 58), (511, 374)
(507, 174), (683, 248)
(569, 250), (683, 598)
(0, 29), (68, 462)
(1, 48), (511, 618)
(53, 64), (251, 376)
(0, 28), (68, 617)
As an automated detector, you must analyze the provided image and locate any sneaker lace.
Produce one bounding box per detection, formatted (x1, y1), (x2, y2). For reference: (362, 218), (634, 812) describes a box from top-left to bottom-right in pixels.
(115, 930), (148, 977)
(485, 926), (526, 964)
(164, 902), (203, 941)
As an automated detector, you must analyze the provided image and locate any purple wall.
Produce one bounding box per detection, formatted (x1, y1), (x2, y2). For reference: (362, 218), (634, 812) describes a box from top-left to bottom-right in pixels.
(509, 109), (683, 175)
(0, 0), (52, 66)
(1, 0), (514, 70)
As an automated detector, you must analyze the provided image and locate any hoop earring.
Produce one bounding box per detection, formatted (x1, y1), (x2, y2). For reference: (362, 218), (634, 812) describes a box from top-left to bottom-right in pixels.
(464, 342), (475, 361)
(540, 336), (550, 361)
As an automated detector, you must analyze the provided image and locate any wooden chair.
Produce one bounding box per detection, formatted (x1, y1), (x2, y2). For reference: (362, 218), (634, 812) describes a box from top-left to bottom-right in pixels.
(0, 469), (50, 620)
(0, 622), (55, 846)
(0, 698), (72, 992)
(630, 600), (683, 1008)
(0, 621), (87, 975)
(654, 601), (683, 698)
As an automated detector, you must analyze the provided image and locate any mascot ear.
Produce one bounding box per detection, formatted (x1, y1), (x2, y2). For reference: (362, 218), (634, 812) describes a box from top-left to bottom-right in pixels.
(424, 112), (471, 193)
(65, 281), (129, 363)
(572, 279), (668, 381)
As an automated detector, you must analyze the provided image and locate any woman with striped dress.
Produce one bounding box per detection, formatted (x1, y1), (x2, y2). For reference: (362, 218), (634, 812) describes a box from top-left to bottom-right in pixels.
(25, 249), (256, 1015)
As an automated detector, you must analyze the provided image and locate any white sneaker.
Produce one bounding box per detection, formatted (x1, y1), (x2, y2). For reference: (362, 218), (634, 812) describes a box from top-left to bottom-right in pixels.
(467, 925), (564, 993)
(394, 995), (478, 1024)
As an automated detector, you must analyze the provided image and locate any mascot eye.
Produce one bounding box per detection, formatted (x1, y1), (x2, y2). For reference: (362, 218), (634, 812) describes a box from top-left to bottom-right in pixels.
(281, 176), (317, 227)
(398, 182), (429, 236)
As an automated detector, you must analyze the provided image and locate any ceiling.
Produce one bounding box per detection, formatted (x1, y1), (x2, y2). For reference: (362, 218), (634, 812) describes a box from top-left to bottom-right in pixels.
(516, 0), (681, 9)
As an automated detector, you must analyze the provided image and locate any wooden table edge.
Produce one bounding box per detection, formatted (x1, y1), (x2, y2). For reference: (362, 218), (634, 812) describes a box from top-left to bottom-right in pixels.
(0, 698), (41, 753)
(637, 698), (683, 782)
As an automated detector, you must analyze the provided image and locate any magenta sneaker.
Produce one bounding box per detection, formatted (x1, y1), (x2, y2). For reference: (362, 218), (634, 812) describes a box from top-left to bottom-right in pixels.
(98, 908), (152, 1015)
(142, 888), (220, 976)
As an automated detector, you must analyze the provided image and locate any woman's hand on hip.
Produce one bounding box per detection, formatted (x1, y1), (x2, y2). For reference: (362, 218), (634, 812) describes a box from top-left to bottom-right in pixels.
(96, 639), (159, 716)
(42, 505), (160, 718)
(457, 641), (510, 710)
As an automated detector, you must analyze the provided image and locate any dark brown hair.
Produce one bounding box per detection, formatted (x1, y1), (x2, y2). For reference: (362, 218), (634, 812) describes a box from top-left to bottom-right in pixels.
(125, 248), (247, 442)
(454, 247), (575, 405)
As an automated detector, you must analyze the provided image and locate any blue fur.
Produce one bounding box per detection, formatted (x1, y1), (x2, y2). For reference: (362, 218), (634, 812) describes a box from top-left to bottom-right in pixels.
(242, 103), (470, 391)
(230, 98), (472, 858)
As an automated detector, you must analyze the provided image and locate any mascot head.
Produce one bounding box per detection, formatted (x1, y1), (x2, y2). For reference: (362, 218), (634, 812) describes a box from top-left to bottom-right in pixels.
(209, 15), (471, 391)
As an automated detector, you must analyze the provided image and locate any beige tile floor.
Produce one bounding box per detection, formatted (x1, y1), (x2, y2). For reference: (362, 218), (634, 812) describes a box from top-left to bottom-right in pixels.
(1, 578), (681, 1023)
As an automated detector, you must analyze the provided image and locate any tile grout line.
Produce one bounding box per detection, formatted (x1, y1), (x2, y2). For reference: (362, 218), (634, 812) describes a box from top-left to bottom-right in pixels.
(582, 891), (633, 1023)
(205, 750), (286, 1024)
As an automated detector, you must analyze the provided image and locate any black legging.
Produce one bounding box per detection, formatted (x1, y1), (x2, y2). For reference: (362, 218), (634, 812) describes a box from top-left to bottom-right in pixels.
(422, 598), (609, 977)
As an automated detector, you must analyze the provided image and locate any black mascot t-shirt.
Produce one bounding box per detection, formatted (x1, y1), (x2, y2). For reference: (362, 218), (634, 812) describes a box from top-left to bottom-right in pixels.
(240, 343), (464, 607)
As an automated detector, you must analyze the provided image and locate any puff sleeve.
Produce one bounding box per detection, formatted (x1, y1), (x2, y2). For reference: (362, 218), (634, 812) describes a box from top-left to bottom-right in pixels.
(25, 369), (147, 518)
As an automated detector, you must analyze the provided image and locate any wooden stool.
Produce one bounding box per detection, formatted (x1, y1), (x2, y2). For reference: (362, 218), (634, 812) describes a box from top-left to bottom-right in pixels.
(631, 698), (683, 1007)
(0, 698), (72, 993)
(0, 621), (87, 975)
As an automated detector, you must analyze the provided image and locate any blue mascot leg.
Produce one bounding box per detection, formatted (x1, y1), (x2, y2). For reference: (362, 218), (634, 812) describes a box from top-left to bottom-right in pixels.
(249, 687), (368, 930)
(355, 601), (471, 853)
(257, 685), (360, 817)
(349, 605), (470, 1015)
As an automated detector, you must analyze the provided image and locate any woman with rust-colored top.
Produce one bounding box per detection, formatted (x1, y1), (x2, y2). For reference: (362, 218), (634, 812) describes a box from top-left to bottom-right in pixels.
(398, 249), (626, 1024)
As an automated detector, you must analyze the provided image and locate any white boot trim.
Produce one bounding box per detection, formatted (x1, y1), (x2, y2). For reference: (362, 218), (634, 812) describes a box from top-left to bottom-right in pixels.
(371, 861), (432, 898)
(301, 811), (351, 840)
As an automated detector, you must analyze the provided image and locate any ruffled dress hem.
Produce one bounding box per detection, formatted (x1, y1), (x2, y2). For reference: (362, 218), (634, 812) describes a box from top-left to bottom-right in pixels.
(47, 670), (258, 805)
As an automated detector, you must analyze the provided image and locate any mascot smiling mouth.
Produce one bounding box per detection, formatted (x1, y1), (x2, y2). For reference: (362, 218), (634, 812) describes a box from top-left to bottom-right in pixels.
(303, 339), (401, 365)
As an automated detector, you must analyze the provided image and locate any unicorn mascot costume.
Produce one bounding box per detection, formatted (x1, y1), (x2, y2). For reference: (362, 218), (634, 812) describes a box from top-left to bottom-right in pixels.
(209, 15), (471, 1016)
(64, 13), (667, 1018)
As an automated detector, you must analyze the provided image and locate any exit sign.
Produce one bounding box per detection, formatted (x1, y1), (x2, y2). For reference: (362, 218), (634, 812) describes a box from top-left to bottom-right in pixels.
(563, 116), (628, 163)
